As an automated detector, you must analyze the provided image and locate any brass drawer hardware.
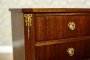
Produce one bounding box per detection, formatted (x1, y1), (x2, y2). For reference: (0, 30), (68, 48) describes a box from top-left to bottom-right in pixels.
(67, 48), (74, 56)
(24, 14), (32, 39)
(68, 22), (76, 30)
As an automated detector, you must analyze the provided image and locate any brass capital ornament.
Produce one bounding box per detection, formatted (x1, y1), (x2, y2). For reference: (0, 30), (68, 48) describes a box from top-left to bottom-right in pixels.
(24, 14), (32, 39)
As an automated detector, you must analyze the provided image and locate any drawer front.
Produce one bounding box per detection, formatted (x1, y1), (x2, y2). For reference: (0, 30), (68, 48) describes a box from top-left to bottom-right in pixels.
(35, 40), (86, 60)
(35, 14), (90, 42)
(62, 16), (90, 39)
(35, 15), (62, 41)
(84, 40), (90, 58)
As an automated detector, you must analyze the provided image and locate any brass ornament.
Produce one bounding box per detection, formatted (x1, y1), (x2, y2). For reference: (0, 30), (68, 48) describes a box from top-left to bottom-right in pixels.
(67, 48), (74, 56)
(68, 22), (76, 30)
(24, 14), (32, 39)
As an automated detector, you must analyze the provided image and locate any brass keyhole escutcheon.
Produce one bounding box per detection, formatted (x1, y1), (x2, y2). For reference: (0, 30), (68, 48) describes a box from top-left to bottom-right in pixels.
(68, 22), (76, 30)
(67, 48), (74, 56)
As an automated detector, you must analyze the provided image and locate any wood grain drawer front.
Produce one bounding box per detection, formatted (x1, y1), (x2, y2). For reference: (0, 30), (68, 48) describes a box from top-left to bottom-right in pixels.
(35, 40), (85, 60)
(35, 15), (62, 42)
(84, 40), (90, 58)
(62, 16), (90, 39)
(35, 15), (90, 41)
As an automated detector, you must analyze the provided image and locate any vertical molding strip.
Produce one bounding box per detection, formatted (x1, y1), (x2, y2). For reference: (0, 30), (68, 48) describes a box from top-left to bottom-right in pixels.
(24, 14), (32, 39)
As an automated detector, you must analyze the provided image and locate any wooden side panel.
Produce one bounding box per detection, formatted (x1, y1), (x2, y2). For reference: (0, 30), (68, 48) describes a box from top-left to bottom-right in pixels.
(11, 12), (36, 60)
(11, 12), (25, 60)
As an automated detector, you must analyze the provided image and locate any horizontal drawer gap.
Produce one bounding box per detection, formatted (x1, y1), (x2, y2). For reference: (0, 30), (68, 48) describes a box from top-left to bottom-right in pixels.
(35, 36), (90, 46)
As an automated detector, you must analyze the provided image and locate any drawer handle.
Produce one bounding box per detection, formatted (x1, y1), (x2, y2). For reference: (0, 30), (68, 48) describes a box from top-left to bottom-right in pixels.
(68, 22), (76, 30)
(67, 48), (74, 56)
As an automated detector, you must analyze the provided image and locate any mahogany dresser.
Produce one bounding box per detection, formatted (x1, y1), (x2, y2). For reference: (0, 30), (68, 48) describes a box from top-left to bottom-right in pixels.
(10, 8), (90, 60)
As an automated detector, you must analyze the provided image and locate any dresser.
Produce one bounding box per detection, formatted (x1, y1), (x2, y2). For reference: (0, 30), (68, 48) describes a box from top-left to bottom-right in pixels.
(10, 8), (90, 60)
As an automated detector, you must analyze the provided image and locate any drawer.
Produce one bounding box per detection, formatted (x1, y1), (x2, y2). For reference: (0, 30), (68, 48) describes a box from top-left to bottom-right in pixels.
(35, 14), (90, 41)
(62, 16), (90, 39)
(84, 40), (90, 58)
(35, 40), (86, 60)
(35, 15), (62, 41)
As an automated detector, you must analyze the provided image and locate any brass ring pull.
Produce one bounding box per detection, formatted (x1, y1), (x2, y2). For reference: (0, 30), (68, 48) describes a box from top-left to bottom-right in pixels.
(67, 48), (74, 56)
(68, 22), (76, 30)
